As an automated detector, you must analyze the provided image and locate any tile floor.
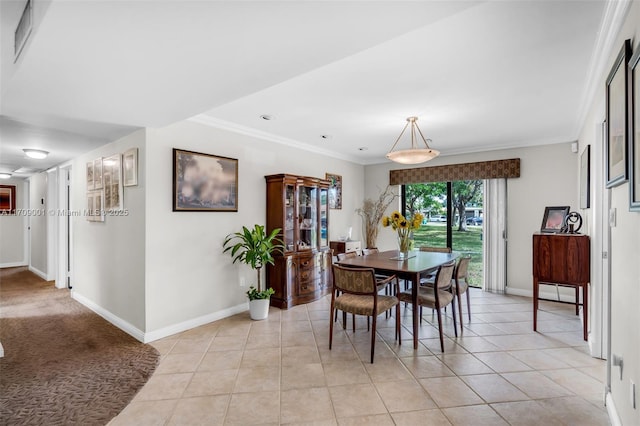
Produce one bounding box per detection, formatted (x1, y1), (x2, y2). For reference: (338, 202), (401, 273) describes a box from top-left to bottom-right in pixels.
(109, 289), (609, 425)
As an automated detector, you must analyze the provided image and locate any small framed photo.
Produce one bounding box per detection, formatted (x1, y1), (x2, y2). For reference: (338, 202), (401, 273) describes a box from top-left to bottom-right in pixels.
(86, 161), (95, 191)
(325, 173), (342, 210)
(540, 206), (570, 233)
(606, 39), (631, 188)
(173, 148), (238, 212)
(93, 158), (103, 190)
(123, 148), (138, 187)
(0, 185), (17, 214)
(86, 190), (104, 222)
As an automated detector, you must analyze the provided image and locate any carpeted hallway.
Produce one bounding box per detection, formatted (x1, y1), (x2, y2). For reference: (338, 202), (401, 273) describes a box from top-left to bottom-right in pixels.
(0, 267), (159, 426)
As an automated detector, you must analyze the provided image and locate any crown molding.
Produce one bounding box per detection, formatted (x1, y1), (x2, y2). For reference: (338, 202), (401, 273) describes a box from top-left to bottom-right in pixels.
(574, 0), (633, 135)
(188, 114), (365, 165)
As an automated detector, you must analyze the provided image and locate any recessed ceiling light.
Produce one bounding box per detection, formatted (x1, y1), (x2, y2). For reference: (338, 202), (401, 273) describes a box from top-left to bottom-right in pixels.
(320, 135), (332, 140)
(0, 173), (11, 179)
(358, 147), (368, 151)
(23, 149), (49, 159)
(260, 115), (274, 121)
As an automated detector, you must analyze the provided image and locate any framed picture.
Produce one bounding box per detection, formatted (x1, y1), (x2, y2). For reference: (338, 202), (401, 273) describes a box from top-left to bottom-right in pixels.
(606, 39), (631, 188)
(102, 154), (123, 211)
(580, 145), (590, 209)
(0, 185), (16, 214)
(86, 161), (95, 191)
(93, 158), (103, 190)
(540, 206), (570, 233)
(86, 191), (104, 222)
(325, 173), (342, 210)
(173, 148), (238, 212)
(629, 44), (640, 211)
(123, 148), (138, 187)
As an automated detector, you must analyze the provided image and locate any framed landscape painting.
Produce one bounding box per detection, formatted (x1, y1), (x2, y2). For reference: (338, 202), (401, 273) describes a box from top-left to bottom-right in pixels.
(326, 173), (342, 210)
(540, 206), (570, 233)
(0, 185), (16, 214)
(173, 149), (238, 212)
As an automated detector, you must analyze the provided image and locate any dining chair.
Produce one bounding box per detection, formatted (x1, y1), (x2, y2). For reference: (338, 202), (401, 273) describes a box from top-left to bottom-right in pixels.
(330, 264), (400, 363)
(397, 261), (457, 352)
(419, 246), (453, 253)
(453, 256), (472, 326)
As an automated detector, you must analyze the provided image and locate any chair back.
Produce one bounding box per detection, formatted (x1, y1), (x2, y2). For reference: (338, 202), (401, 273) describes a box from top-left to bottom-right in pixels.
(455, 256), (471, 280)
(337, 251), (357, 261)
(419, 246), (452, 253)
(332, 264), (377, 295)
(434, 261), (456, 289)
(362, 248), (379, 256)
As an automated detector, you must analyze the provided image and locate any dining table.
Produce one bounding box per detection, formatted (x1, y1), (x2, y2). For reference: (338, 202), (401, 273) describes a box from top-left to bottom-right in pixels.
(336, 249), (459, 349)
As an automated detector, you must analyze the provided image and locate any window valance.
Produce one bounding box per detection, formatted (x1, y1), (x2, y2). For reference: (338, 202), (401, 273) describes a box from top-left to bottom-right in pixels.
(389, 158), (520, 185)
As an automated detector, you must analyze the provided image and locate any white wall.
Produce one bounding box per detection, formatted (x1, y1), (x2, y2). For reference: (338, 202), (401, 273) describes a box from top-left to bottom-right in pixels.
(364, 142), (578, 295)
(28, 172), (47, 278)
(144, 120), (364, 334)
(577, 3), (640, 424)
(72, 129), (146, 333)
(0, 179), (28, 267)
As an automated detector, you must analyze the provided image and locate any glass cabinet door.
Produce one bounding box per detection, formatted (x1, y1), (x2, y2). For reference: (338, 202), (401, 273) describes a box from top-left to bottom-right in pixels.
(298, 185), (317, 250)
(320, 187), (328, 247)
(284, 184), (295, 252)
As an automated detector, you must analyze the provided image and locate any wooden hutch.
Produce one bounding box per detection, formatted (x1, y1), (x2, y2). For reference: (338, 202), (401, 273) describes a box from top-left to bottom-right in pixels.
(265, 174), (332, 309)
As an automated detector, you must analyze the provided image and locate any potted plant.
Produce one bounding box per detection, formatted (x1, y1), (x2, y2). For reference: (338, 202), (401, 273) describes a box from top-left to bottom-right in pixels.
(223, 224), (283, 320)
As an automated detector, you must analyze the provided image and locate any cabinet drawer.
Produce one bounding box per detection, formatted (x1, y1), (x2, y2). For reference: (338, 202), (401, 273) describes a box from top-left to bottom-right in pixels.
(299, 268), (318, 282)
(298, 278), (319, 295)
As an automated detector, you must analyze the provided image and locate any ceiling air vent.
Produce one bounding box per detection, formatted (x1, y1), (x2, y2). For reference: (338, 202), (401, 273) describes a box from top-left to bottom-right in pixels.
(14, 0), (33, 61)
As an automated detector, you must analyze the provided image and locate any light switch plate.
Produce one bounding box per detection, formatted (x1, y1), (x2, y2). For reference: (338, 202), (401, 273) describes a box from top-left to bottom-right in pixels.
(609, 208), (617, 227)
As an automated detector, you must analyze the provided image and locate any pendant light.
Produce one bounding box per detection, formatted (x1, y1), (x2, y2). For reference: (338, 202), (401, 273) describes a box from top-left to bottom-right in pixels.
(386, 117), (439, 164)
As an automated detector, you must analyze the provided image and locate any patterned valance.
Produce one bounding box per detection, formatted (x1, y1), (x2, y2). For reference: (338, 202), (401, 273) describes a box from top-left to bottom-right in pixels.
(389, 158), (520, 185)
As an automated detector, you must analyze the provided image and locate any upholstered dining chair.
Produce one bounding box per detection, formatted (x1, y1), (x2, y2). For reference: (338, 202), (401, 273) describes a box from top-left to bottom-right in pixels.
(453, 256), (472, 326)
(397, 261), (457, 352)
(330, 264), (401, 363)
(418, 246), (453, 284)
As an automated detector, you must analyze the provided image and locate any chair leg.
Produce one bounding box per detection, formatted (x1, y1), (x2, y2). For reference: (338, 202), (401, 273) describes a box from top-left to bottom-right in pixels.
(370, 314), (377, 363)
(329, 300), (335, 350)
(435, 306), (445, 352)
(367, 316), (370, 331)
(353, 314), (356, 332)
(342, 311), (347, 330)
(451, 299), (458, 338)
(466, 288), (471, 321)
(457, 291), (464, 335)
(419, 306), (423, 323)
(396, 303), (401, 345)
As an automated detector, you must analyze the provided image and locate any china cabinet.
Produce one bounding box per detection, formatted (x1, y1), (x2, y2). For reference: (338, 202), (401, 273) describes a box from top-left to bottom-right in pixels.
(265, 174), (332, 309)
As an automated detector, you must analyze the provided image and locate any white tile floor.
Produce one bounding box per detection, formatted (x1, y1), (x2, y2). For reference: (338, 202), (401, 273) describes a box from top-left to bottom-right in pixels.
(109, 289), (609, 425)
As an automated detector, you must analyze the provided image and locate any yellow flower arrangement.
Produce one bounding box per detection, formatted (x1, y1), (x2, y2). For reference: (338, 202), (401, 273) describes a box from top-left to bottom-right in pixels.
(382, 211), (424, 252)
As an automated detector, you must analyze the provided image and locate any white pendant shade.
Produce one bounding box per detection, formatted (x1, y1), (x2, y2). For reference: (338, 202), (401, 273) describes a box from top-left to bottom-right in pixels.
(386, 116), (439, 165)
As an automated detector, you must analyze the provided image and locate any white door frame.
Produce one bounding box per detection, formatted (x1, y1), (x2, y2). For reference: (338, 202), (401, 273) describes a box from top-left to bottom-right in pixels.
(56, 162), (73, 289)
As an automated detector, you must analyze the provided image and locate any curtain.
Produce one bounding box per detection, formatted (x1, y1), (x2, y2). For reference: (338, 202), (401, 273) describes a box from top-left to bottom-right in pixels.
(483, 178), (507, 293)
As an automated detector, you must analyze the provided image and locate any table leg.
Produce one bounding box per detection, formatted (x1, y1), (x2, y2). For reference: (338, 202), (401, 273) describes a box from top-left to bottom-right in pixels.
(413, 272), (419, 349)
(583, 283), (588, 341)
(533, 278), (538, 332)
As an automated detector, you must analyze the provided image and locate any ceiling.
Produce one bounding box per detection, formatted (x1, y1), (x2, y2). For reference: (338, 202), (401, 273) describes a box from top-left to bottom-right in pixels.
(0, 1), (613, 176)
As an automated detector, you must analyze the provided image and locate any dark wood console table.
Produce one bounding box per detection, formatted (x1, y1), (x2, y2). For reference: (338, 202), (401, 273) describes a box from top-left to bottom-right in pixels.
(532, 233), (590, 340)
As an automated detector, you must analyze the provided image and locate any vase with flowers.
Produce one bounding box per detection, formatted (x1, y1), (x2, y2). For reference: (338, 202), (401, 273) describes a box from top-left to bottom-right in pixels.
(382, 211), (424, 259)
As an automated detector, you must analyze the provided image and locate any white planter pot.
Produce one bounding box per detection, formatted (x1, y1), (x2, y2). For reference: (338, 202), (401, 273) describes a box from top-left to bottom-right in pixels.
(249, 298), (270, 320)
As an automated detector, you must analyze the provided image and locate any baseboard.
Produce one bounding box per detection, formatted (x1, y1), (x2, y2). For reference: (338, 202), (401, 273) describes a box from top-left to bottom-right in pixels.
(28, 265), (47, 281)
(506, 287), (579, 304)
(71, 291), (145, 342)
(143, 302), (249, 343)
(0, 261), (27, 269)
(606, 392), (622, 426)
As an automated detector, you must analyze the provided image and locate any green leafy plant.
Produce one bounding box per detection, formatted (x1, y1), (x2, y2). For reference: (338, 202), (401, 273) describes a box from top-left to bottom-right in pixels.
(246, 286), (275, 300)
(223, 224), (283, 299)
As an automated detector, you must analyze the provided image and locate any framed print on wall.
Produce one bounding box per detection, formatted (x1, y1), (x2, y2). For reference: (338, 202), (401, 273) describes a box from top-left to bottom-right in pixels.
(86, 161), (95, 191)
(0, 185), (16, 214)
(325, 173), (342, 210)
(102, 154), (123, 211)
(540, 206), (570, 233)
(580, 145), (591, 209)
(173, 148), (238, 212)
(629, 42), (640, 211)
(123, 148), (138, 187)
(93, 158), (103, 190)
(605, 39), (631, 188)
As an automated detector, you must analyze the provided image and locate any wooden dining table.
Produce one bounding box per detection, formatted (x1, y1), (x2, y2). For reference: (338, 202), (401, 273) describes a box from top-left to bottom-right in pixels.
(336, 249), (459, 349)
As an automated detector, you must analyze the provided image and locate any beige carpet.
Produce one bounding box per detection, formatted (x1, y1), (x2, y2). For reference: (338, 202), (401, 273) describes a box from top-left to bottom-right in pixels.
(0, 267), (159, 426)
